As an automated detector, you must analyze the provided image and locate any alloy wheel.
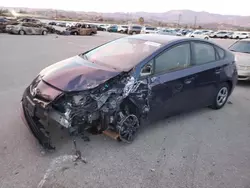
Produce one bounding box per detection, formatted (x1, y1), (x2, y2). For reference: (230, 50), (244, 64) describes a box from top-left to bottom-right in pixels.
(216, 87), (228, 106)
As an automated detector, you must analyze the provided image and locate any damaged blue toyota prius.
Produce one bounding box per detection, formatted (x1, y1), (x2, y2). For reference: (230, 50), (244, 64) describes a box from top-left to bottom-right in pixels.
(20, 34), (238, 150)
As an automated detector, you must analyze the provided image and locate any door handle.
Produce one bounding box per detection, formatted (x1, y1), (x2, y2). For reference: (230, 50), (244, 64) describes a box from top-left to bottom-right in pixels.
(215, 67), (223, 74)
(184, 76), (195, 84)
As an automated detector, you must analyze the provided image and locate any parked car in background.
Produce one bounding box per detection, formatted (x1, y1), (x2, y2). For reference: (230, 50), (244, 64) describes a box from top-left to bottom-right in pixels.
(127, 25), (142, 35)
(107, 25), (118, 32)
(6, 22), (48, 35)
(209, 31), (216, 38)
(57, 22), (67, 27)
(229, 39), (250, 81)
(212, 31), (231, 38)
(102, 24), (111, 31)
(17, 18), (41, 24)
(0, 17), (9, 23)
(96, 24), (106, 31)
(20, 34), (237, 149)
(231, 32), (249, 39)
(141, 26), (157, 34)
(48, 22), (57, 26)
(68, 23), (97, 35)
(227, 32), (235, 39)
(181, 29), (193, 35)
(117, 25), (128, 33)
(156, 28), (177, 36)
(188, 30), (210, 40)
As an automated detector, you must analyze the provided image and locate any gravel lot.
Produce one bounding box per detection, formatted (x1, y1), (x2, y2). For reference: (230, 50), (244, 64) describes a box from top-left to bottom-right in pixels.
(0, 32), (250, 188)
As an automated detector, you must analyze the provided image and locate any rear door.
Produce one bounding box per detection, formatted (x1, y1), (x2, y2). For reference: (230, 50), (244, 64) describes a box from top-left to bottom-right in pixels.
(22, 23), (34, 34)
(190, 41), (224, 108)
(140, 42), (198, 121)
(32, 24), (42, 34)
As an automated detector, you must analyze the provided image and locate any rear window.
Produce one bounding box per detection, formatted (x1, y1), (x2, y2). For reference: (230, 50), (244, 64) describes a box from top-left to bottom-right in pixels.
(132, 26), (141, 29)
(82, 38), (162, 71)
(146, 27), (156, 30)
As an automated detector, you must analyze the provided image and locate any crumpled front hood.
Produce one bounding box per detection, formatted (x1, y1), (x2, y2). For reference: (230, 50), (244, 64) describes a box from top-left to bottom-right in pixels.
(233, 51), (250, 66)
(40, 55), (121, 92)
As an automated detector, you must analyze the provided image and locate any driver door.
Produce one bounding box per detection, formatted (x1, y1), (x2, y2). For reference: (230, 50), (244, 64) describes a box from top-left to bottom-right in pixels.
(139, 42), (197, 121)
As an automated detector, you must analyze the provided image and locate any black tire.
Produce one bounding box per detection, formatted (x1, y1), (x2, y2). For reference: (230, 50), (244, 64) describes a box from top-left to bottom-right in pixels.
(205, 37), (209, 40)
(236, 36), (239, 39)
(42, 30), (47, 35)
(211, 83), (230, 110)
(73, 31), (78, 35)
(19, 30), (25, 35)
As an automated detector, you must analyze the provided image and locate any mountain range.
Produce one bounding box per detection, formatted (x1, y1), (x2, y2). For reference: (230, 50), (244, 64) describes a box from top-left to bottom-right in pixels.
(100, 10), (250, 27)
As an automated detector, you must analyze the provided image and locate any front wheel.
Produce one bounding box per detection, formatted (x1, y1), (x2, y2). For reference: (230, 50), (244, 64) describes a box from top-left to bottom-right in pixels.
(211, 83), (230, 110)
(42, 30), (47, 35)
(205, 37), (209, 40)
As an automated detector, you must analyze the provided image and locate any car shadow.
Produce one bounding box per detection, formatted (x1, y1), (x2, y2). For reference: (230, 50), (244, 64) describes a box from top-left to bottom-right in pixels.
(237, 81), (250, 88)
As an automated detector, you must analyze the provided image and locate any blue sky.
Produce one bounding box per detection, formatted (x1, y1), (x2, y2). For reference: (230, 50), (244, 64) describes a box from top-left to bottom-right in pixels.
(1, 0), (250, 16)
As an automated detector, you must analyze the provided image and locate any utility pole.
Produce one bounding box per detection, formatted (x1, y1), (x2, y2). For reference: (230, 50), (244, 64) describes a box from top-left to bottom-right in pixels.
(177, 14), (182, 27)
(194, 16), (197, 29)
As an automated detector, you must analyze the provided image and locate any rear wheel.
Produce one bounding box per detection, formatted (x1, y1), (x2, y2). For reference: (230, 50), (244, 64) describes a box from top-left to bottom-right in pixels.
(205, 37), (209, 40)
(132, 31), (136, 35)
(73, 31), (78, 35)
(211, 83), (230, 110)
(19, 30), (25, 35)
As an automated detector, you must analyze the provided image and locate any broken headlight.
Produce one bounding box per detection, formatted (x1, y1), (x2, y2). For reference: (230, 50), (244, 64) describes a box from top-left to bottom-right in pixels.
(52, 93), (98, 114)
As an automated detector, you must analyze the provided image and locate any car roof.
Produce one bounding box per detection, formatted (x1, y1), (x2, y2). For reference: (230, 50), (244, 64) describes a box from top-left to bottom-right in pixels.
(127, 34), (188, 44)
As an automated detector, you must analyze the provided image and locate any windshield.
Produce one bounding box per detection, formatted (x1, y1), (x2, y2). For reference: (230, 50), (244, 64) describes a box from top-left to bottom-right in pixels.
(82, 38), (162, 71)
(229, 41), (250, 53)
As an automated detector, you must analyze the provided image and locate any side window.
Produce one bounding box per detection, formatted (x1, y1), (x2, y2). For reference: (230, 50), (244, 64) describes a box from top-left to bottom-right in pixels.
(192, 42), (216, 65)
(154, 43), (191, 74)
(214, 46), (225, 59)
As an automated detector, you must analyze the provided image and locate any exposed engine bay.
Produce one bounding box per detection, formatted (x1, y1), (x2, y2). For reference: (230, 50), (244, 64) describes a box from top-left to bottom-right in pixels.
(23, 72), (152, 150)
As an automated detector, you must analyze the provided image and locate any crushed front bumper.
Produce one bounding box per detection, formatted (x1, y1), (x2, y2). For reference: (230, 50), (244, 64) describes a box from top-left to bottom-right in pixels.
(20, 85), (60, 150)
(20, 101), (55, 149)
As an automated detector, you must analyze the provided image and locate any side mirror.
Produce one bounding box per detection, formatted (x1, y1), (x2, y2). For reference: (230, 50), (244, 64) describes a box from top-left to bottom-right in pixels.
(140, 63), (152, 77)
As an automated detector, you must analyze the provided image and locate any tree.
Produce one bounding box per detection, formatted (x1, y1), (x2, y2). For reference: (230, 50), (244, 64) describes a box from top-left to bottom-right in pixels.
(197, 25), (203, 29)
(138, 17), (144, 25)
